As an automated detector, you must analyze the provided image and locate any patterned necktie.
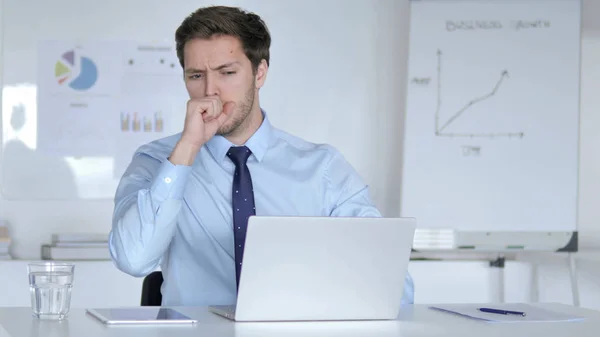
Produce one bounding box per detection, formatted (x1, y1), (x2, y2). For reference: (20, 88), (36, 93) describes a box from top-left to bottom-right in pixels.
(227, 146), (256, 289)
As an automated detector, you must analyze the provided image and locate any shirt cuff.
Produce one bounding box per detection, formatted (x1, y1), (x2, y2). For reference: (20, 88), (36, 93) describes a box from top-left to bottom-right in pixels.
(150, 160), (192, 201)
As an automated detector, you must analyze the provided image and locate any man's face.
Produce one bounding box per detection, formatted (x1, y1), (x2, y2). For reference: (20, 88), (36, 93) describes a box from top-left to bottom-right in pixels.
(183, 35), (258, 136)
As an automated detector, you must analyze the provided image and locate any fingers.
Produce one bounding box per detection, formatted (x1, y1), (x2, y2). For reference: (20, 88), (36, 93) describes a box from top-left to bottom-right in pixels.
(214, 102), (236, 126)
(187, 96), (223, 121)
(209, 97), (220, 120)
(187, 97), (235, 133)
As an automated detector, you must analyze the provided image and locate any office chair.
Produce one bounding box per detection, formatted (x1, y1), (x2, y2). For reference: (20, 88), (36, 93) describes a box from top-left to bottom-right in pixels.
(140, 271), (163, 306)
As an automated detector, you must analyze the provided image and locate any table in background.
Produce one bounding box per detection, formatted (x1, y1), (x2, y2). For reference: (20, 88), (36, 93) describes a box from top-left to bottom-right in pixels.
(0, 303), (598, 337)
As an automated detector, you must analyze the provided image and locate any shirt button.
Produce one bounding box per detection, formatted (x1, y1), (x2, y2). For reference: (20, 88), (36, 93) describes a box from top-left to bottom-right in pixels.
(164, 177), (172, 184)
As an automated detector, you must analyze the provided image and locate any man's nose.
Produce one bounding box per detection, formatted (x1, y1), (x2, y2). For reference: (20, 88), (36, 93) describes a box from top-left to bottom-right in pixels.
(205, 73), (218, 96)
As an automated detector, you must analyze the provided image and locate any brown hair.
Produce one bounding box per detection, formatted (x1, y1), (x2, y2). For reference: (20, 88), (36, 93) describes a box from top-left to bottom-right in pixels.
(175, 6), (271, 72)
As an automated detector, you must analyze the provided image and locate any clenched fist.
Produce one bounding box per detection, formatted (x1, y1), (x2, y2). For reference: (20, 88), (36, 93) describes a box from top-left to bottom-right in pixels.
(170, 96), (236, 166)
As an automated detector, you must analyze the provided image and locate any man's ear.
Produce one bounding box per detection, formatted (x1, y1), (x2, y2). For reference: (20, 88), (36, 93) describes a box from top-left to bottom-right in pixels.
(255, 59), (268, 89)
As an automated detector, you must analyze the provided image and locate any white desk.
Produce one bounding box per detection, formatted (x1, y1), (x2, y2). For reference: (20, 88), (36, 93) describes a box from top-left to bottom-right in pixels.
(0, 304), (597, 337)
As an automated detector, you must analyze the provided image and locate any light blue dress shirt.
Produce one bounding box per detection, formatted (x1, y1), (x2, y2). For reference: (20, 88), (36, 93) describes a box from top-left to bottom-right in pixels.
(109, 113), (414, 306)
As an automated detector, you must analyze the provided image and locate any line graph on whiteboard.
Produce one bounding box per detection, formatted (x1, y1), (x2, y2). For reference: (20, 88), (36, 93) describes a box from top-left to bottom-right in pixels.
(432, 49), (525, 139)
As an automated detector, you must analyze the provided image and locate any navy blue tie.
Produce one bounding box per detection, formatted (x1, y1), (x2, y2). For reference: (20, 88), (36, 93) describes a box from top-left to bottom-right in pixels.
(227, 146), (256, 289)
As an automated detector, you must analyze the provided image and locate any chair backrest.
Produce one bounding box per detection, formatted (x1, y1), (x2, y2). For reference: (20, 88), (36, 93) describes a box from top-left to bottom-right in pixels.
(140, 271), (163, 306)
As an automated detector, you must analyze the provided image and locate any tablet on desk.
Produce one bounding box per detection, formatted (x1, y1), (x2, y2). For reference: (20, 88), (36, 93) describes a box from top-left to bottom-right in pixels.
(86, 308), (198, 325)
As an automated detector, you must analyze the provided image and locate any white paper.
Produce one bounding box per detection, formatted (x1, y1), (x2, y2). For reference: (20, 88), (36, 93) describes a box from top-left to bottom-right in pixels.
(37, 40), (126, 156)
(430, 304), (585, 323)
(114, 96), (180, 178)
(113, 43), (188, 178)
(36, 40), (188, 164)
(37, 94), (117, 156)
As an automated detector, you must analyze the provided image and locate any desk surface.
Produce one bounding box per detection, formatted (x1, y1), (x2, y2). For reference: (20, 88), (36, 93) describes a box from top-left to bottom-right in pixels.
(0, 303), (598, 337)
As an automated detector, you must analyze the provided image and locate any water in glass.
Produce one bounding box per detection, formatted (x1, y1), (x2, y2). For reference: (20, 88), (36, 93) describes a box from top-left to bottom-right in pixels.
(28, 263), (74, 320)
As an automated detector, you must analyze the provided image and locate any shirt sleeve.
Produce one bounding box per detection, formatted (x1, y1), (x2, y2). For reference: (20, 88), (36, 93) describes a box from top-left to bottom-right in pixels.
(109, 152), (191, 277)
(323, 148), (381, 217)
(324, 147), (415, 304)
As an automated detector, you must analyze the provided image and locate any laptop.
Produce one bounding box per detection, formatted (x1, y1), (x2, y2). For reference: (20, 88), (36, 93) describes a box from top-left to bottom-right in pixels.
(209, 216), (416, 322)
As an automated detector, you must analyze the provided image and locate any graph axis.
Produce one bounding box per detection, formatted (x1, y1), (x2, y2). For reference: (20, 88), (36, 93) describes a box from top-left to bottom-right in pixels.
(434, 49), (524, 139)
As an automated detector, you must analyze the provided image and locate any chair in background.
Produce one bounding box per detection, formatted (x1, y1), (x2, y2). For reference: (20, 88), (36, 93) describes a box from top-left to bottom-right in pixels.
(140, 271), (163, 306)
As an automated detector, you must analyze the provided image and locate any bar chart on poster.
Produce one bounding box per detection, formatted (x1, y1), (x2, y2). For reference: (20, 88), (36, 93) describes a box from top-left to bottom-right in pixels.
(401, 0), (581, 251)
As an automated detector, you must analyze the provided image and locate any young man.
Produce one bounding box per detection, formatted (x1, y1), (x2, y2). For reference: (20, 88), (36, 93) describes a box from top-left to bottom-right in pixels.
(109, 5), (414, 306)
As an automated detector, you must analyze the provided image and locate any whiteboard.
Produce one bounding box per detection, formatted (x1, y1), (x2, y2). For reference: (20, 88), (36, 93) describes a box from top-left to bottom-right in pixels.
(401, 0), (581, 242)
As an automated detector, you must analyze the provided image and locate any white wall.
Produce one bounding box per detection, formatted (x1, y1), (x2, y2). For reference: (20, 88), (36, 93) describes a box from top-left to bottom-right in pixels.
(0, 0), (599, 308)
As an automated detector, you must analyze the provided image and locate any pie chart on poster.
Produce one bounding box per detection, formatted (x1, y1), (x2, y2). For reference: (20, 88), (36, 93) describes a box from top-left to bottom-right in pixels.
(54, 50), (98, 91)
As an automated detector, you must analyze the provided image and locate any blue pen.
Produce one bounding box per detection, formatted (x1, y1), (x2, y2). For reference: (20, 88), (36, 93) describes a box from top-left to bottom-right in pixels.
(479, 308), (526, 317)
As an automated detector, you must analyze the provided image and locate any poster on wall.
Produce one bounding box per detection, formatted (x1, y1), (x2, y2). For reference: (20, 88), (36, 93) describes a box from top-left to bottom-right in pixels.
(113, 42), (187, 177)
(36, 40), (188, 177)
(114, 95), (185, 178)
(37, 40), (125, 156)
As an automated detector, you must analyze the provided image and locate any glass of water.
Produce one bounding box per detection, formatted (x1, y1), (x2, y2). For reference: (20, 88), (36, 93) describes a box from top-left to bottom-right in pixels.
(27, 262), (75, 320)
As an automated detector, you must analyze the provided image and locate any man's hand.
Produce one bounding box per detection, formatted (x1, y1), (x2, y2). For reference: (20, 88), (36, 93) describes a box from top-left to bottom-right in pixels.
(170, 96), (236, 166)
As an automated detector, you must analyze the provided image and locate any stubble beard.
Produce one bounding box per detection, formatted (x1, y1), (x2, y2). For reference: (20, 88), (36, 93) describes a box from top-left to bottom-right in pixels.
(217, 84), (256, 137)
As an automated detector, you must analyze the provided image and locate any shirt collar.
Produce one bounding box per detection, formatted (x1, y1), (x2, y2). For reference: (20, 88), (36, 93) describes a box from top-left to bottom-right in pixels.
(205, 109), (273, 163)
